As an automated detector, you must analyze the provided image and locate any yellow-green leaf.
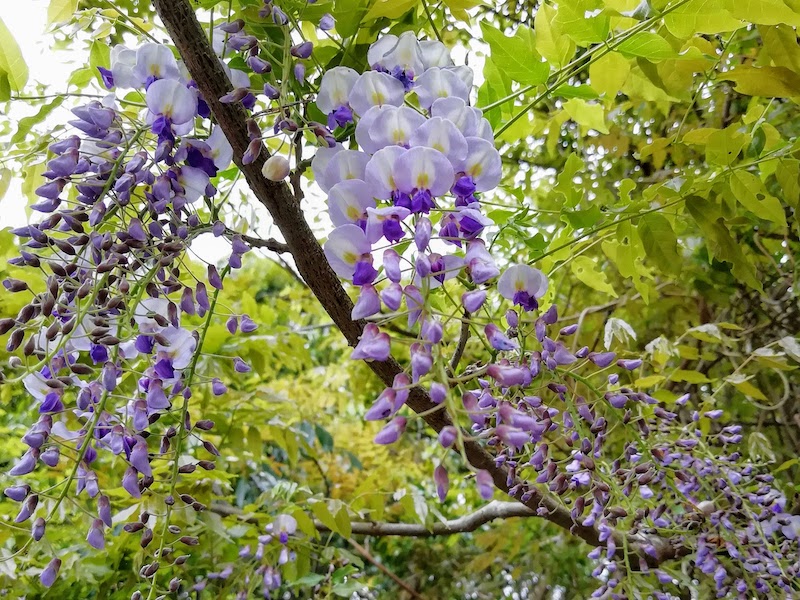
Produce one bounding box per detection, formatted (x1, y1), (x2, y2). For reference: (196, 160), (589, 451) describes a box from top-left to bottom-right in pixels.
(617, 32), (677, 60)
(731, 378), (768, 400)
(563, 99), (609, 133)
(635, 375), (666, 387)
(722, 0), (800, 26)
(720, 65), (800, 97)
(553, 3), (610, 45)
(363, 0), (418, 20)
(534, 3), (575, 68)
(0, 168), (11, 202)
(590, 52), (631, 98)
(705, 127), (748, 166)
(663, 0), (742, 38)
(0, 16), (28, 92)
(571, 256), (617, 297)
(47, 0), (78, 24)
(669, 369), (711, 384)
(761, 25), (800, 73)
(682, 128), (720, 145)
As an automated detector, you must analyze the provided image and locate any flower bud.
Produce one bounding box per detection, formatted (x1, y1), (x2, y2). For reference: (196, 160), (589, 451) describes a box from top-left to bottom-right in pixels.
(262, 155), (290, 181)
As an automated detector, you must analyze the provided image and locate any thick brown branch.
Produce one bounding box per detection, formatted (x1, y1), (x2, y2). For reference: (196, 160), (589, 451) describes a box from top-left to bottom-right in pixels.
(153, 0), (684, 569)
(211, 500), (533, 536)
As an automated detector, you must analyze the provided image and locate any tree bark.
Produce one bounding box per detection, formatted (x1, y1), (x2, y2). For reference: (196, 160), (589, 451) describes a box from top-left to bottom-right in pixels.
(151, 0), (685, 568)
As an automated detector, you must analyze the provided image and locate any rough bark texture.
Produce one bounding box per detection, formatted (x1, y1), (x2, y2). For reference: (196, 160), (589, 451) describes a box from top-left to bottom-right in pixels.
(152, 0), (685, 567)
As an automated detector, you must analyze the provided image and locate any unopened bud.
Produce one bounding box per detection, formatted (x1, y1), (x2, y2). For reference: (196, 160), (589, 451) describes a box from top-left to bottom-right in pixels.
(261, 155), (290, 181)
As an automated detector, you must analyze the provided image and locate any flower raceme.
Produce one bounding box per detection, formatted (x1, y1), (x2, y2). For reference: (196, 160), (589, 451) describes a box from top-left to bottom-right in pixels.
(315, 31), (800, 600)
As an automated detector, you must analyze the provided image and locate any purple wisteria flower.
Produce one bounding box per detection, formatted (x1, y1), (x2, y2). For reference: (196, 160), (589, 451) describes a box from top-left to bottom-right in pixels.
(497, 264), (549, 312)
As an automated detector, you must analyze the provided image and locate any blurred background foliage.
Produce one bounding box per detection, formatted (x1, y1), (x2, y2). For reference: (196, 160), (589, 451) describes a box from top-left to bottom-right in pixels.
(0, 0), (799, 598)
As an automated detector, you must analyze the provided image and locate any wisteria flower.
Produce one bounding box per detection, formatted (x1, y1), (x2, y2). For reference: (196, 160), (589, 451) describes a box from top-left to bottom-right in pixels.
(133, 43), (181, 85)
(365, 206), (410, 243)
(368, 106), (426, 150)
(327, 180), (376, 229)
(455, 137), (502, 192)
(414, 67), (470, 110)
(316, 66), (359, 129)
(348, 71), (405, 116)
(409, 116), (468, 164)
(497, 264), (549, 311)
(393, 147), (454, 213)
(145, 79), (198, 140)
(351, 323), (390, 361)
(364, 145), (407, 200)
(323, 224), (377, 284)
(318, 149), (370, 193)
(420, 40), (453, 70)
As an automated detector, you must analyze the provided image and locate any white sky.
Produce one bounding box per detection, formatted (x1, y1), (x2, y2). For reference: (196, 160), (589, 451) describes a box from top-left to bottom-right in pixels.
(1, 1), (73, 230)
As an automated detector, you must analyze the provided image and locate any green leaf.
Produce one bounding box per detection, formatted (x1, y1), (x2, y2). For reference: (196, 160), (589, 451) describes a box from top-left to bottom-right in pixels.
(729, 170), (787, 227)
(554, 153), (584, 207)
(477, 58), (513, 129)
(479, 23), (549, 85)
(333, 0), (369, 37)
(534, 3), (575, 68)
(10, 96), (65, 145)
(310, 501), (340, 534)
(638, 213), (681, 275)
(663, 0), (742, 38)
(334, 506), (351, 539)
(571, 256), (617, 297)
(444, 0), (484, 21)
(553, 2), (610, 45)
(682, 128), (720, 145)
(705, 127), (748, 166)
(720, 66), (800, 97)
(775, 161), (800, 209)
(635, 375), (666, 387)
(617, 32), (677, 60)
(0, 71), (10, 101)
(363, 0), (418, 20)
(563, 98), (609, 133)
(21, 161), (46, 205)
(0, 16), (28, 92)
(563, 204), (602, 229)
(90, 40), (111, 82)
(685, 196), (764, 291)
(47, 0), (78, 24)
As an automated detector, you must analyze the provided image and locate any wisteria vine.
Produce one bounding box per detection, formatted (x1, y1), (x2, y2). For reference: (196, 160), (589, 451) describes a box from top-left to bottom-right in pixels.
(1, 2), (798, 599)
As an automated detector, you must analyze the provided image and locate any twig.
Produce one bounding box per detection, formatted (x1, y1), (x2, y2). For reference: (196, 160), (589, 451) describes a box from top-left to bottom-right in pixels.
(346, 538), (425, 600)
(239, 233), (290, 254)
(449, 311), (471, 374)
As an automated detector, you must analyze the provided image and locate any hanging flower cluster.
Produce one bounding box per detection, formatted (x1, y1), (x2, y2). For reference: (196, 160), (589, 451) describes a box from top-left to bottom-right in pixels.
(315, 32), (800, 600)
(0, 37), (273, 591)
